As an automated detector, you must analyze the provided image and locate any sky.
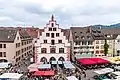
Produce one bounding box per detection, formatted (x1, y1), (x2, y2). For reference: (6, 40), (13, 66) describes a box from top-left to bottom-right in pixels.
(0, 0), (120, 28)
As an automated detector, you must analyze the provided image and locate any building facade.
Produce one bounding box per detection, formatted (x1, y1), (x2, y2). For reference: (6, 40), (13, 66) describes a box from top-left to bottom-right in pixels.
(70, 27), (120, 61)
(35, 15), (70, 63)
(0, 28), (33, 65)
(70, 27), (95, 61)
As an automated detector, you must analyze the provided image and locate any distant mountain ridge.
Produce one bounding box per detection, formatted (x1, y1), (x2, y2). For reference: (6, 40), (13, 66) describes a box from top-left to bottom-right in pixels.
(91, 23), (120, 29)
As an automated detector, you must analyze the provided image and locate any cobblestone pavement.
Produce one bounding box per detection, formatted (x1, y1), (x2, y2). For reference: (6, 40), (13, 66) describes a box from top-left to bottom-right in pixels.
(81, 69), (96, 80)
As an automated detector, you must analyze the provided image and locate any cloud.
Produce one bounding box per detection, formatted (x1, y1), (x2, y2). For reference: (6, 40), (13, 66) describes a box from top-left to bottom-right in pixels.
(0, 0), (120, 28)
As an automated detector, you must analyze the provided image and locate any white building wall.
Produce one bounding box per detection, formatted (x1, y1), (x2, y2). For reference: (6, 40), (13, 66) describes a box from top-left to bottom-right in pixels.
(35, 16), (70, 63)
(115, 35), (120, 55)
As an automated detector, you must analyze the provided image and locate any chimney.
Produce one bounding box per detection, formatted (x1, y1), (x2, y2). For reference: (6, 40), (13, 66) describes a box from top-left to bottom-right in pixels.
(37, 29), (40, 37)
(88, 26), (92, 33)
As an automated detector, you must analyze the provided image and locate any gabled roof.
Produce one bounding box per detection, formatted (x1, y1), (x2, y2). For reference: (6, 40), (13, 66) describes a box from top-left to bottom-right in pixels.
(25, 28), (39, 38)
(0, 29), (17, 42)
(92, 28), (118, 40)
(19, 30), (31, 39)
(71, 27), (94, 41)
(101, 28), (120, 34)
(0, 27), (32, 42)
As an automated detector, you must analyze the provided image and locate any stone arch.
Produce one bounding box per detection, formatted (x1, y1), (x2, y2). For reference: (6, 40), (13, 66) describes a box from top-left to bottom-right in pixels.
(40, 57), (47, 63)
(58, 57), (65, 61)
(0, 59), (8, 62)
(49, 57), (56, 62)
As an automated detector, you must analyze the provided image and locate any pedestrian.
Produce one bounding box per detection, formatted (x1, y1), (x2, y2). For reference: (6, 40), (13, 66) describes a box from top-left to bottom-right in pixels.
(83, 71), (86, 78)
(79, 75), (81, 80)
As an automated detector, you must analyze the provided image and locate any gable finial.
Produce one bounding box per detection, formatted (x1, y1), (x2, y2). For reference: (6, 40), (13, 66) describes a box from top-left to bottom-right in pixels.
(51, 14), (54, 21)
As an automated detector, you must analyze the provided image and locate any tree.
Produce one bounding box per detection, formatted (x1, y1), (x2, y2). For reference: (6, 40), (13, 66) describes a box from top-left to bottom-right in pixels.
(104, 39), (109, 56)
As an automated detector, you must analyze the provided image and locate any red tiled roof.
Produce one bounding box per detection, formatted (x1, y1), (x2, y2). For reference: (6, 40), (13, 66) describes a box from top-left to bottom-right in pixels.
(26, 28), (44, 38)
(26, 28), (39, 38)
(38, 29), (44, 36)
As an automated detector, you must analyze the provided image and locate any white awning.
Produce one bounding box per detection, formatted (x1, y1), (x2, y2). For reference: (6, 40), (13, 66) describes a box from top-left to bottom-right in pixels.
(57, 61), (63, 64)
(111, 71), (120, 76)
(28, 63), (38, 69)
(63, 61), (71, 64)
(51, 61), (57, 64)
(66, 76), (78, 80)
(114, 66), (120, 70)
(0, 62), (11, 69)
(38, 64), (51, 69)
(0, 73), (23, 79)
(94, 68), (114, 75)
(64, 63), (75, 69)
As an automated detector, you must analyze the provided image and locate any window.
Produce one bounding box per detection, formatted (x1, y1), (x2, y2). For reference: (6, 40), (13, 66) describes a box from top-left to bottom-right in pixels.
(117, 50), (120, 53)
(22, 42), (24, 46)
(96, 45), (99, 49)
(101, 45), (104, 49)
(118, 40), (120, 42)
(109, 45), (112, 48)
(75, 41), (79, 45)
(51, 40), (55, 45)
(27, 41), (29, 44)
(96, 50), (99, 54)
(100, 50), (104, 53)
(3, 44), (6, 48)
(58, 40), (62, 43)
(101, 40), (104, 44)
(0, 52), (2, 57)
(22, 49), (24, 53)
(3, 52), (6, 57)
(88, 41), (92, 45)
(0, 44), (2, 48)
(44, 40), (47, 43)
(82, 41), (86, 45)
(41, 48), (47, 53)
(59, 48), (64, 53)
(49, 28), (52, 31)
(53, 28), (56, 31)
(51, 33), (54, 38)
(46, 33), (50, 37)
(16, 43), (17, 48)
(17, 37), (19, 40)
(51, 23), (54, 27)
(96, 41), (99, 44)
(50, 48), (56, 53)
(56, 33), (59, 37)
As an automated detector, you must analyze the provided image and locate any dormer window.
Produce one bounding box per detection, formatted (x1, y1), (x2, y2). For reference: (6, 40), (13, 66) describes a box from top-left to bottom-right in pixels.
(87, 36), (90, 39)
(74, 32), (77, 35)
(51, 23), (54, 27)
(81, 36), (84, 39)
(75, 36), (79, 40)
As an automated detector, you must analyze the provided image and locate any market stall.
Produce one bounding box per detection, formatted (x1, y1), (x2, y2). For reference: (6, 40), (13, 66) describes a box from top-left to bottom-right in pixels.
(32, 70), (55, 76)
(38, 64), (51, 69)
(66, 76), (78, 80)
(0, 73), (23, 80)
(64, 63), (75, 69)
(94, 68), (114, 75)
(77, 58), (97, 65)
